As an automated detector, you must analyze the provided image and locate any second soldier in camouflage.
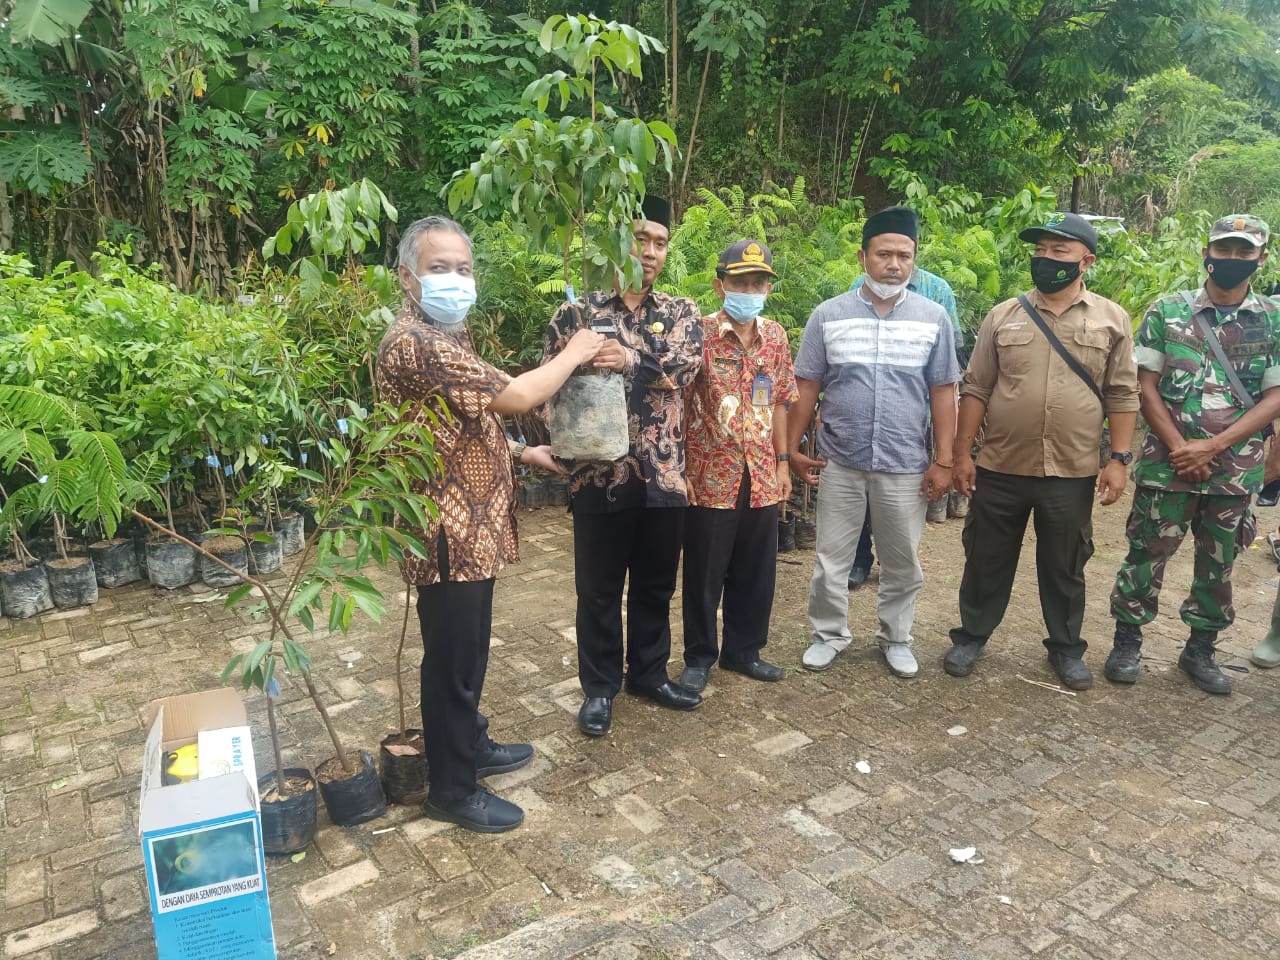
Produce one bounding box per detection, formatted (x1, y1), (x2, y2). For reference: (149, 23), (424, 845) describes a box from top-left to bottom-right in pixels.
(1106, 214), (1280, 694)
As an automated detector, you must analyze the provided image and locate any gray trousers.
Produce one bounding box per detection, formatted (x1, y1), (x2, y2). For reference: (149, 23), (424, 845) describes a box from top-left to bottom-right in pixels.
(808, 462), (928, 650)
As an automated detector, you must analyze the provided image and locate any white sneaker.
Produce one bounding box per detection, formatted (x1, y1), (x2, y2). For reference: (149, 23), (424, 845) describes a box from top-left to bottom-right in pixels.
(880, 642), (918, 678)
(803, 641), (841, 671)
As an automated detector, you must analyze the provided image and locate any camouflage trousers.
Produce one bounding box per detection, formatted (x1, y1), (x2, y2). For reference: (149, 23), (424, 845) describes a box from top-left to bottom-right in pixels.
(1110, 486), (1253, 632)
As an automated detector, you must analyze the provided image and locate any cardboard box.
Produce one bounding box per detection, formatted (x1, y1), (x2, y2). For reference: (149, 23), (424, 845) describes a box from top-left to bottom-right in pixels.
(198, 724), (258, 795)
(140, 689), (277, 960)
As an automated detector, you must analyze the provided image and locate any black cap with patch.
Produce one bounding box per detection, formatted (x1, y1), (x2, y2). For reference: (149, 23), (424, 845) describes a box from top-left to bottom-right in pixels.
(1019, 212), (1097, 254)
(717, 240), (778, 278)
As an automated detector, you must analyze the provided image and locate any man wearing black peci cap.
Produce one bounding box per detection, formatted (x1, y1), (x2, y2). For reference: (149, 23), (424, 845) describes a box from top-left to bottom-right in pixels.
(789, 206), (960, 679)
(542, 196), (705, 737)
(944, 212), (1139, 691)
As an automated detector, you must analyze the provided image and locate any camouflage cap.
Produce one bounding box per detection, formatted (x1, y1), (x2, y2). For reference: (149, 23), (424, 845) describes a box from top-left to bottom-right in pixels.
(1209, 214), (1269, 247)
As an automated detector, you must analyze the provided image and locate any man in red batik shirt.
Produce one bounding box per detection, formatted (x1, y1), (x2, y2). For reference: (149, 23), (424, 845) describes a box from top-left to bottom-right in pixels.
(679, 240), (797, 692)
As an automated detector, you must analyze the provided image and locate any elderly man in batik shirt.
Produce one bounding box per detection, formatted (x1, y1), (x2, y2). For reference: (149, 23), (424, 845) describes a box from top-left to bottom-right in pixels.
(378, 216), (602, 833)
(680, 240), (797, 693)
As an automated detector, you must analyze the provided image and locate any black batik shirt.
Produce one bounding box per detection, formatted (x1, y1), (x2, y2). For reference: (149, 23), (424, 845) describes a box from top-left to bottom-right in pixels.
(542, 289), (703, 513)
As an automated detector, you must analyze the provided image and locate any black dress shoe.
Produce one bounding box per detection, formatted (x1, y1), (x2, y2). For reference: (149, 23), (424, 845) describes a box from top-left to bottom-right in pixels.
(578, 697), (613, 736)
(943, 640), (985, 677)
(423, 787), (524, 833)
(679, 665), (710, 692)
(1047, 651), (1093, 691)
(476, 741), (534, 778)
(625, 679), (702, 711)
(721, 658), (784, 682)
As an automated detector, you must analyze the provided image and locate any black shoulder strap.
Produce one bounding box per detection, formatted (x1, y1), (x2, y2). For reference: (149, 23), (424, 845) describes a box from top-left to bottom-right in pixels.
(1017, 294), (1104, 404)
(1179, 291), (1255, 410)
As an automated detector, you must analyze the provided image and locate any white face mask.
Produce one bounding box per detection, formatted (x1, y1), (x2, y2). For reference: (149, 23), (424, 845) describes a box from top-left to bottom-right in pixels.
(415, 272), (476, 331)
(863, 276), (909, 300)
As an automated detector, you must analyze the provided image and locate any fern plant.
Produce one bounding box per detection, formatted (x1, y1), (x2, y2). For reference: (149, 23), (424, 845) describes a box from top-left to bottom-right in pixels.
(0, 385), (152, 565)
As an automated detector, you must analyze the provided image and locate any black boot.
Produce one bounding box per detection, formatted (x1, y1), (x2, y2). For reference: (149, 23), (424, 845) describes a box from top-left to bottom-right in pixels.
(1104, 621), (1143, 684)
(1177, 629), (1232, 695)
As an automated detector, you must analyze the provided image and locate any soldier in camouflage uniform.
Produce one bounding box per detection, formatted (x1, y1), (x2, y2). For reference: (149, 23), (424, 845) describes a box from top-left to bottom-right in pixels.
(1106, 214), (1280, 694)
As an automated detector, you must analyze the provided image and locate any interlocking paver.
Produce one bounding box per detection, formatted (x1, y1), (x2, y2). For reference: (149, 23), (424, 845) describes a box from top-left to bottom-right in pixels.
(1, 500), (1279, 958)
(709, 859), (784, 910)
(3, 911), (100, 957)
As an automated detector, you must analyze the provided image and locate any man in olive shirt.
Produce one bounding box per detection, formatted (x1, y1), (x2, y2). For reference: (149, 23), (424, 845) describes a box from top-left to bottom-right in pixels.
(945, 213), (1140, 690)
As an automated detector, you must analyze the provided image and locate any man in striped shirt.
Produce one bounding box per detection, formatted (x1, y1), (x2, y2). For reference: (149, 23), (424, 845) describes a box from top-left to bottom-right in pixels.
(788, 206), (960, 678)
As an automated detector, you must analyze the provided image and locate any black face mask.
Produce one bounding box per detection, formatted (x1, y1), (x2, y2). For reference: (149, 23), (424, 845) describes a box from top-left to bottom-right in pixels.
(1030, 256), (1082, 294)
(1204, 255), (1260, 291)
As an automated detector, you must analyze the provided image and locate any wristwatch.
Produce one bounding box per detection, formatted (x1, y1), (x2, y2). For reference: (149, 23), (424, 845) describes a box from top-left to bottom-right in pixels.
(1110, 451), (1134, 466)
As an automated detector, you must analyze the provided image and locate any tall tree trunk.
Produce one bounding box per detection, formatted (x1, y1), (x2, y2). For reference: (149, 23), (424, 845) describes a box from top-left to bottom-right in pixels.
(1070, 147), (1085, 212)
(679, 47), (713, 209)
(665, 0), (675, 114)
(0, 179), (13, 252)
(776, 64), (788, 157)
(816, 98), (826, 202)
(42, 194), (58, 275)
(831, 94), (847, 202)
(848, 97), (878, 199)
(671, 0), (679, 118)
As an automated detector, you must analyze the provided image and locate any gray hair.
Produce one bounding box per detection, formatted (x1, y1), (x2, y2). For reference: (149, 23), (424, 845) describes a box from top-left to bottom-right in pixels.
(397, 216), (472, 270)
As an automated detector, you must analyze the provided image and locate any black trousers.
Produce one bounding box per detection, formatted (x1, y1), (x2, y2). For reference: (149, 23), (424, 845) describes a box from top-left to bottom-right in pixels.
(951, 467), (1096, 658)
(574, 507), (685, 697)
(682, 469), (779, 669)
(417, 534), (493, 806)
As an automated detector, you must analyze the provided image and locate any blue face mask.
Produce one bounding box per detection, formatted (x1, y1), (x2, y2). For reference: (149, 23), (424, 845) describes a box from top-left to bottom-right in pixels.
(722, 291), (767, 324)
(416, 273), (476, 330)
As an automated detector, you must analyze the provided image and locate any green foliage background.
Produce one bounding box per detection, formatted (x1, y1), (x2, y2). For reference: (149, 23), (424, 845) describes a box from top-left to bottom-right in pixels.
(3, 0), (1280, 291)
(3, 2), (1280, 551)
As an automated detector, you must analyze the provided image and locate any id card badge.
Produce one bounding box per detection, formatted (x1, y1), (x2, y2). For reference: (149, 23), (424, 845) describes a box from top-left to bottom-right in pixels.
(751, 374), (773, 407)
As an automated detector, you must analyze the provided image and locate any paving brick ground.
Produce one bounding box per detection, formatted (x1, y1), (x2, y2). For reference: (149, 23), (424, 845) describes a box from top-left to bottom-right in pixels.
(3, 488), (1280, 959)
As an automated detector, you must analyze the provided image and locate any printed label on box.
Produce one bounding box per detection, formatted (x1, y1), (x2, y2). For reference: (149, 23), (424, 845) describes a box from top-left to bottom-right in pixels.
(144, 815), (275, 959)
(198, 725), (258, 803)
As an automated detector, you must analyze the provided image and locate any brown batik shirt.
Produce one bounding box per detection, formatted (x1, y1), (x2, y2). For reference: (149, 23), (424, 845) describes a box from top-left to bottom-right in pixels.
(542, 288), (703, 512)
(376, 304), (518, 584)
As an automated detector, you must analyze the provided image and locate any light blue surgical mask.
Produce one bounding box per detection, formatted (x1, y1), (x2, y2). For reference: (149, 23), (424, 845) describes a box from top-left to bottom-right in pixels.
(416, 273), (476, 331)
(722, 291), (767, 324)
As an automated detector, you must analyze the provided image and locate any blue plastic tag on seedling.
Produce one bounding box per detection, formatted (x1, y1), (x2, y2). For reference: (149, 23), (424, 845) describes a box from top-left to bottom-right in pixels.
(224, 464), (234, 476)
(300, 452), (308, 465)
(207, 454), (220, 468)
(359, 407), (367, 418)
(266, 677), (281, 698)
(336, 418), (349, 436)
(565, 284), (575, 302)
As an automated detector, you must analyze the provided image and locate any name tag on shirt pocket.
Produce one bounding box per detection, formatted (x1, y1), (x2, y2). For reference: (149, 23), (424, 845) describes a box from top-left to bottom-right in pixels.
(1225, 342), (1267, 360)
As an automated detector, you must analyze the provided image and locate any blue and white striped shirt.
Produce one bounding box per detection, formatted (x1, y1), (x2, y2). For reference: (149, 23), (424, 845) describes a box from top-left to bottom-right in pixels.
(794, 289), (959, 474)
